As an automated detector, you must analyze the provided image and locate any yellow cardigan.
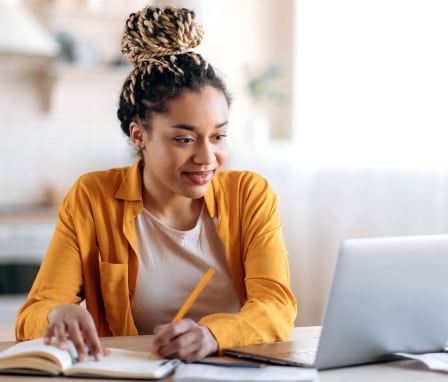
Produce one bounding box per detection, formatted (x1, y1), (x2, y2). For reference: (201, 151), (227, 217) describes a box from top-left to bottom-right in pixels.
(16, 159), (297, 351)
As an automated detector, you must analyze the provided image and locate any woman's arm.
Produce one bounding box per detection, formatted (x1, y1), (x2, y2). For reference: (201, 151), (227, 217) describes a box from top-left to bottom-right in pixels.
(15, 199), (85, 340)
(199, 171), (297, 352)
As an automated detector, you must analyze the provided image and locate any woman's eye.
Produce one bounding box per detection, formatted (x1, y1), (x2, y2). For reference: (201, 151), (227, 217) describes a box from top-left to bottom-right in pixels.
(214, 134), (227, 141)
(174, 137), (194, 144)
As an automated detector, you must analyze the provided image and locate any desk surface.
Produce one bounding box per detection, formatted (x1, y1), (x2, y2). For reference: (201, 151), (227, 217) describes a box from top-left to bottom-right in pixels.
(0, 327), (446, 382)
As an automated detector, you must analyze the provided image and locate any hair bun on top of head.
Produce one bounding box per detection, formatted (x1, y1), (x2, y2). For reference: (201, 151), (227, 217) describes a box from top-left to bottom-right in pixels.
(121, 6), (204, 68)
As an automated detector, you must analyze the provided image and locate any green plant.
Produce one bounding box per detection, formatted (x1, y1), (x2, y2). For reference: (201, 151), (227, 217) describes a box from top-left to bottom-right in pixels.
(246, 64), (286, 104)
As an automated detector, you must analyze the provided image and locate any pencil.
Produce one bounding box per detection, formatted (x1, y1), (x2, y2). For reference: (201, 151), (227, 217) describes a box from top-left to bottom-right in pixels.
(171, 267), (215, 323)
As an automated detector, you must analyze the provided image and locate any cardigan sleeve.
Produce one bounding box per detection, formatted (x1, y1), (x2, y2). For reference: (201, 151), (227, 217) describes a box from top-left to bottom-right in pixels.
(199, 171), (297, 352)
(16, 162), (143, 341)
(15, 194), (85, 340)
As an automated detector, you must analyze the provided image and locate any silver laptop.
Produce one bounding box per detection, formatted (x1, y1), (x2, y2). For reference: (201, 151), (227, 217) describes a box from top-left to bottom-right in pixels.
(225, 234), (448, 369)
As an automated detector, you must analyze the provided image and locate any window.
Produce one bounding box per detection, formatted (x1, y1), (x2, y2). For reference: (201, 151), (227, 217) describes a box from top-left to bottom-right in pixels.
(293, 0), (448, 169)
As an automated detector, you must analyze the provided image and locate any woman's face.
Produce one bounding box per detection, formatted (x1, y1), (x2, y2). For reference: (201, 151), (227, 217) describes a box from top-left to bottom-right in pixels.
(132, 85), (229, 200)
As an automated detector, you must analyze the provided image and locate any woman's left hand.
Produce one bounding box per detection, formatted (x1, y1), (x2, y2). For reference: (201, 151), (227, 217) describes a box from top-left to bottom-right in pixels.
(150, 319), (218, 362)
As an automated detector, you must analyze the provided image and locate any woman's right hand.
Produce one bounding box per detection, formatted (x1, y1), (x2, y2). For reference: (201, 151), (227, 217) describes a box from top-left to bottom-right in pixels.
(43, 304), (108, 361)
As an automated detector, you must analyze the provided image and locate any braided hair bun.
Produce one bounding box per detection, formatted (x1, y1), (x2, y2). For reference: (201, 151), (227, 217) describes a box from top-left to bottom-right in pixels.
(117, 5), (230, 138)
(122, 6), (204, 68)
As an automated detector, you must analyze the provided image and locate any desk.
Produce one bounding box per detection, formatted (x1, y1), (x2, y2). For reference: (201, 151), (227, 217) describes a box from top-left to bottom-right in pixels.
(0, 327), (446, 381)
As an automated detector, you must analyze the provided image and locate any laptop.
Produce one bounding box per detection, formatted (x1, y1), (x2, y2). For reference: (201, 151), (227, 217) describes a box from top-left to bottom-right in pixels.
(225, 234), (448, 370)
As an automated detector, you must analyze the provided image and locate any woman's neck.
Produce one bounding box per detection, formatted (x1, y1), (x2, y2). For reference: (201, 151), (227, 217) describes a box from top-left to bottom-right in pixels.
(142, 187), (203, 231)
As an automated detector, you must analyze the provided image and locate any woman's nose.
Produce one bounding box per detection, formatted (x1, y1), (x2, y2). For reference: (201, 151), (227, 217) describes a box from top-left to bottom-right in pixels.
(193, 141), (216, 164)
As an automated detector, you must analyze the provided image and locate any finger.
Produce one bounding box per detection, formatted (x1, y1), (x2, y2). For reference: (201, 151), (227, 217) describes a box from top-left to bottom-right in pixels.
(184, 349), (202, 363)
(150, 323), (177, 352)
(156, 329), (197, 359)
(160, 325), (218, 361)
(82, 326), (106, 361)
(64, 320), (89, 362)
(160, 337), (204, 362)
(151, 319), (198, 356)
(180, 330), (214, 362)
(153, 323), (174, 337)
(164, 343), (197, 361)
(43, 327), (54, 345)
(155, 319), (194, 340)
(77, 311), (109, 360)
(52, 322), (69, 350)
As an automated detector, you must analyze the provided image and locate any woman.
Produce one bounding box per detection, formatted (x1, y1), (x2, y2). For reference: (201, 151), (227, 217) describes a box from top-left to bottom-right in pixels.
(15, 5), (297, 363)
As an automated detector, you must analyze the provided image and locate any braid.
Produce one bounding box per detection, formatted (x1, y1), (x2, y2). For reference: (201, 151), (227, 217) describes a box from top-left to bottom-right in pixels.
(117, 5), (231, 137)
(122, 7), (204, 66)
(121, 6), (205, 104)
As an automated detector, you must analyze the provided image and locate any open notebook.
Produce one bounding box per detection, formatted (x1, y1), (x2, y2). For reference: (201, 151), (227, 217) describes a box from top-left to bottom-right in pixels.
(0, 338), (180, 379)
(225, 234), (448, 370)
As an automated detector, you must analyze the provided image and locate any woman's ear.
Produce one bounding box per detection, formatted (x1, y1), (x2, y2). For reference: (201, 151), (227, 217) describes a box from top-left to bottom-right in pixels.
(129, 121), (146, 151)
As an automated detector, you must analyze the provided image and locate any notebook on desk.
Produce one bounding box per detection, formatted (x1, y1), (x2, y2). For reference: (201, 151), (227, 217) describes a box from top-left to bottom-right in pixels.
(225, 234), (448, 370)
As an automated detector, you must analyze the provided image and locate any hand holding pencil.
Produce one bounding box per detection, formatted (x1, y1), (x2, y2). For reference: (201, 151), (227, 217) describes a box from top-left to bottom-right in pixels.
(150, 268), (218, 362)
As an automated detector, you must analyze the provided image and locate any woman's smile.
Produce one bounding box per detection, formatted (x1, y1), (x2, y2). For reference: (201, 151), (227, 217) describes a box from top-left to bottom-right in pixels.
(182, 170), (215, 185)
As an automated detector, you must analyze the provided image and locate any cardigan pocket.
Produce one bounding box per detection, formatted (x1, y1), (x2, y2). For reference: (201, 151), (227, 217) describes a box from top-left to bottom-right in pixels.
(99, 261), (131, 335)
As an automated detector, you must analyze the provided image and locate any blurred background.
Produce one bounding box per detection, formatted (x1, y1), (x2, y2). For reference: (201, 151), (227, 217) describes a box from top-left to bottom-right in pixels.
(1, 0), (448, 332)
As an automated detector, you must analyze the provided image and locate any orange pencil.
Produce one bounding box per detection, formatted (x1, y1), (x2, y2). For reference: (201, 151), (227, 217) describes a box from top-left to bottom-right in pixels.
(171, 267), (215, 323)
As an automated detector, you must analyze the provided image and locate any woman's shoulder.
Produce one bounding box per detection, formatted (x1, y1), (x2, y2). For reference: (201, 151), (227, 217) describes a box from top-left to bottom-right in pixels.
(207, 170), (278, 217)
(212, 169), (271, 193)
(75, 164), (131, 188)
(68, 160), (140, 199)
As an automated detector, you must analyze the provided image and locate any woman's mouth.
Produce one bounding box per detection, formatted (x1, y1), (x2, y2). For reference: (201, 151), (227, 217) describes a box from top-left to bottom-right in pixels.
(183, 170), (215, 185)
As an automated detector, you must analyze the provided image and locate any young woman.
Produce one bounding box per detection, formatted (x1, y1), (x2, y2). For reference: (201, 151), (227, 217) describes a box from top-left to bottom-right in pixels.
(15, 5), (297, 363)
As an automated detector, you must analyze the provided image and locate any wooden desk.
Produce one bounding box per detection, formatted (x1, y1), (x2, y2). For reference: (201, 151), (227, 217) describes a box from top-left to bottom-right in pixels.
(0, 327), (446, 381)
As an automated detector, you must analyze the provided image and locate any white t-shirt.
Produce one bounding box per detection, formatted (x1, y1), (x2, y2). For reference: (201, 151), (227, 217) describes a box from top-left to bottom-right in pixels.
(132, 206), (241, 334)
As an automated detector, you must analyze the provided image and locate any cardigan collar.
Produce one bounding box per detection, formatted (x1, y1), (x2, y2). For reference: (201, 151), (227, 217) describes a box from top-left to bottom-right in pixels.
(114, 158), (218, 218)
(114, 159), (143, 202)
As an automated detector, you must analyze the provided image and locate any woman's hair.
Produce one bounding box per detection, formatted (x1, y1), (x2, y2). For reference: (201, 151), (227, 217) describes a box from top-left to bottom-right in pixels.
(117, 6), (231, 137)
